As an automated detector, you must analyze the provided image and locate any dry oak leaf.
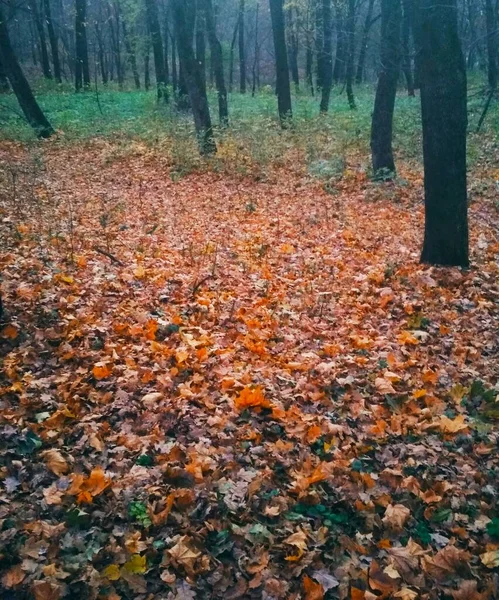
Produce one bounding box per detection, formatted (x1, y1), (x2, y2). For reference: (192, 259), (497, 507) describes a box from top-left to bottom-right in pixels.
(383, 504), (411, 530)
(388, 538), (426, 575)
(1, 564), (26, 588)
(480, 550), (499, 568)
(43, 484), (64, 505)
(422, 545), (471, 581)
(42, 449), (69, 476)
(32, 580), (61, 600)
(440, 414), (468, 434)
(303, 574), (325, 600)
(168, 536), (202, 573)
(375, 377), (397, 395)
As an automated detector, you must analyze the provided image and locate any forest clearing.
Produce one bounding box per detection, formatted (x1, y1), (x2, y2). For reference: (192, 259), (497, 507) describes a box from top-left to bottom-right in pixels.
(1, 0), (499, 597)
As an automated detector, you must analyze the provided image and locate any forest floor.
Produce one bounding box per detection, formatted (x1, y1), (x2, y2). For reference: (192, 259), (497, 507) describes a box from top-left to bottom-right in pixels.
(0, 136), (498, 600)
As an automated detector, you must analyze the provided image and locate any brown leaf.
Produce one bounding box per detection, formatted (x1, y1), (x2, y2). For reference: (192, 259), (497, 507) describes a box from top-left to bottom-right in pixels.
(382, 504), (411, 530)
(1, 564), (25, 588)
(42, 449), (69, 476)
(303, 575), (325, 600)
(32, 580), (61, 600)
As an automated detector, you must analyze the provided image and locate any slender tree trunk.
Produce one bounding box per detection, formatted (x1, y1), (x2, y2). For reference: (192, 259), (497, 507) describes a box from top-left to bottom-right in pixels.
(145, 0), (168, 102)
(122, 20), (140, 89)
(229, 18), (239, 92)
(316, 0), (324, 88)
(417, 0), (469, 266)
(0, 6), (54, 137)
(43, 0), (61, 82)
(196, 10), (206, 89)
(252, 0), (260, 96)
(95, 23), (108, 84)
(163, 16), (170, 84)
(320, 0), (333, 112)
(0, 56), (9, 92)
(332, 2), (345, 83)
(485, 0), (498, 89)
(356, 0), (375, 83)
(144, 38), (150, 89)
(239, 0), (247, 93)
(288, 6), (300, 89)
(269, 0), (293, 125)
(202, 0), (229, 125)
(371, 0), (402, 176)
(172, 0), (216, 154)
(109, 1), (123, 89)
(171, 33), (178, 91)
(75, 0), (90, 91)
(401, 0), (414, 95)
(345, 0), (356, 108)
(30, 0), (52, 79)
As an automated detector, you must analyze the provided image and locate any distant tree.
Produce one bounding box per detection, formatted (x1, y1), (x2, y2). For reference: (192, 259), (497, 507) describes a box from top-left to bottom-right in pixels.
(371, 0), (401, 176)
(269, 0), (293, 125)
(484, 0), (497, 90)
(319, 0), (333, 112)
(172, 0), (216, 155)
(418, 0), (469, 266)
(196, 9), (206, 89)
(345, 0), (356, 108)
(356, 0), (376, 83)
(43, 0), (62, 83)
(75, 0), (90, 91)
(29, 0), (52, 79)
(122, 20), (141, 89)
(332, 0), (345, 83)
(145, 0), (168, 101)
(0, 6), (54, 138)
(202, 0), (229, 125)
(239, 0), (247, 93)
(287, 4), (300, 89)
(401, 0), (414, 95)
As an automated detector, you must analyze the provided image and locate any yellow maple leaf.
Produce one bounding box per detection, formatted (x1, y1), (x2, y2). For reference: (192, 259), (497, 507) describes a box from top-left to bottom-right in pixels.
(123, 554), (147, 574)
(102, 564), (121, 581)
(439, 414), (468, 434)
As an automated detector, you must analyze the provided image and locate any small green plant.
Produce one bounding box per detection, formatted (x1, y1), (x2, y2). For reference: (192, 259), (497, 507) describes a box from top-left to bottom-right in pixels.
(129, 501), (152, 527)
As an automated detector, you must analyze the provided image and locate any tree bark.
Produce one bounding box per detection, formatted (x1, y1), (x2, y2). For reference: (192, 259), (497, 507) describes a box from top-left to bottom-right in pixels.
(288, 5), (300, 89)
(485, 0), (498, 90)
(144, 39), (150, 89)
(75, 0), (90, 91)
(196, 10), (206, 89)
(122, 20), (140, 89)
(43, 0), (62, 83)
(356, 0), (375, 83)
(95, 23), (108, 84)
(0, 6), (54, 138)
(320, 0), (333, 112)
(172, 0), (216, 155)
(332, 1), (345, 83)
(30, 0), (52, 79)
(316, 0), (324, 88)
(0, 54), (9, 92)
(371, 0), (401, 177)
(229, 18), (239, 92)
(417, 0), (469, 267)
(145, 0), (168, 102)
(269, 0), (293, 126)
(239, 0), (247, 93)
(202, 0), (229, 125)
(252, 0), (261, 95)
(401, 0), (414, 95)
(171, 32), (178, 91)
(345, 0), (356, 108)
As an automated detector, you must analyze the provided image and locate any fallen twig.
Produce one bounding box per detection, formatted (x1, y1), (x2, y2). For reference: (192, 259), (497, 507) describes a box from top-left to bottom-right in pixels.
(94, 246), (124, 266)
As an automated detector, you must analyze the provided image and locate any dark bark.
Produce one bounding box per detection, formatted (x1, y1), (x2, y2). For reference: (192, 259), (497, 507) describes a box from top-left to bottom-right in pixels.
(202, 0), (229, 125)
(288, 5), (300, 89)
(356, 0), (375, 83)
(306, 37), (314, 94)
(145, 0), (168, 102)
(176, 0), (194, 110)
(401, 0), (414, 95)
(43, 0), (61, 83)
(75, 0), (90, 91)
(320, 0), (333, 112)
(0, 6), (54, 138)
(316, 0), (324, 88)
(0, 54), (9, 92)
(95, 23), (108, 84)
(163, 16), (170, 84)
(172, 0), (216, 155)
(108, 1), (123, 89)
(239, 0), (247, 93)
(30, 0), (51, 78)
(269, 0), (293, 126)
(196, 10), (206, 89)
(345, 0), (356, 108)
(252, 0), (260, 95)
(371, 0), (402, 176)
(122, 20), (140, 89)
(229, 18), (239, 92)
(144, 39), (150, 89)
(485, 0), (498, 89)
(171, 33), (178, 91)
(332, 2), (345, 83)
(417, 0), (469, 267)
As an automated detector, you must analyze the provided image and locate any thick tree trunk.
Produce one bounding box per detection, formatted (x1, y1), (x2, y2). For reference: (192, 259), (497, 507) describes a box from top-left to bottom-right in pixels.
(485, 0), (498, 89)
(288, 6), (300, 89)
(332, 3), (345, 83)
(122, 20), (140, 89)
(417, 0), (469, 267)
(371, 0), (401, 177)
(202, 0), (229, 125)
(239, 0), (247, 93)
(356, 0), (375, 83)
(43, 0), (61, 83)
(0, 54), (9, 92)
(172, 0), (216, 155)
(0, 6), (54, 137)
(145, 0), (168, 102)
(401, 0), (414, 95)
(30, 0), (52, 79)
(269, 0), (293, 125)
(345, 0), (356, 108)
(320, 0), (333, 112)
(75, 0), (90, 91)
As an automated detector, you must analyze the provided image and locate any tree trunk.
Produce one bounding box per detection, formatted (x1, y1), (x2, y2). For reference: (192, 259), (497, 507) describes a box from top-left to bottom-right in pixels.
(269, 0), (293, 125)
(320, 0), (333, 112)
(316, 0), (324, 88)
(75, 0), (90, 91)
(145, 0), (168, 102)
(95, 23), (108, 84)
(401, 0), (414, 95)
(43, 0), (62, 82)
(371, 0), (401, 177)
(345, 0), (356, 108)
(171, 33), (178, 91)
(30, 0), (52, 79)
(196, 10), (206, 89)
(0, 54), (9, 92)
(122, 20), (140, 89)
(163, 15), (170, 84)
(229, 18), (239, 92)
(252, 0), (260, 95)
(172, 0), (216, 155)
(417, 0), (469, 267)
(144, 39), (150, 89)
(485, 0), (498, 90)
(332, 2), (345, 83)
(239, 0), (247, 93)
(356, 0), (375, 83)
(288, 5), (300, 89)
(202, 0), (229, 125)
(0, 6), (54, 137)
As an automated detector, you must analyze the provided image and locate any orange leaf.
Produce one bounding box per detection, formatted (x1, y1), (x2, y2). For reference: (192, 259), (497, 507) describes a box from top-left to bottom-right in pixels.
(303, 575), (324, 600)
(351, 588), (366, 600)
(93, 362), (112, 380)
(306, 425), (322, 443)
(234, 386), (270, 410)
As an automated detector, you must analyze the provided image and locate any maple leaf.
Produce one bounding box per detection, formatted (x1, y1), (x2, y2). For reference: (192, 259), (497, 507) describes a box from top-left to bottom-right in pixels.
(92, 362), (112, 380)
(68, 467), (111, 503)
(480, 550), (499, 568)
(1, 323), (19, 340)
(422, 545), (471, 581)
(439, 414), (468, 433)
(102, 564), (121, 581)
(284, 529), (308, 561)
(383, 504), (411, 530)
(1, 564), (25, 588)
(168, 536), (202, 574)
(303, 575), (324, 600)
(123, 554), (147, 575)
(42, 449), (69, 476)
(369, 559), (399, 595)
(234, 386), (271, 410)
(32, 580), (61, 600)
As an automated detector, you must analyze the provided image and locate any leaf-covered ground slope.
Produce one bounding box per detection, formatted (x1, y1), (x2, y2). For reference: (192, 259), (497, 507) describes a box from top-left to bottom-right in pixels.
(0, 140), (498, 600)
